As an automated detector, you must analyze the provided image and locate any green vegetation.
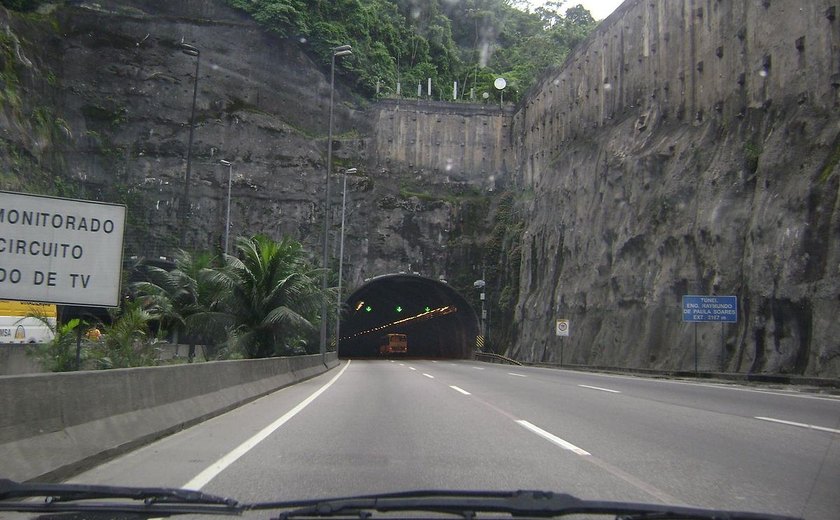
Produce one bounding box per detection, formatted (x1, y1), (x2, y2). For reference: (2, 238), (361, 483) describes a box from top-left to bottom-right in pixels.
(478, 190), (525, 352)
(81, 102), (128, 127)
(744, 141), (762, 175)
(27, 318), (84, 372)
(439, 188), (524, 355)
(31, 235), (330, 371)
(206, 235), (328, 358)
(0, 26), (23, 111)
(0, 0), (42, 11)
(89, 302), (160, 369)
(818, 132), (840, 182)
(133, 250), (223, 361)
(136, 235), (328, 361)
(399, 180), (484, 204)
(224, 0), (596, 102)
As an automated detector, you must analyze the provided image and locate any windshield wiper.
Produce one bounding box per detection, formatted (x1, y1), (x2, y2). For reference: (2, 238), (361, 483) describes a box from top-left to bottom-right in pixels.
(0, 483), (803, 519)
(0, 479), (242, 517)
(248, 490), (802, 520)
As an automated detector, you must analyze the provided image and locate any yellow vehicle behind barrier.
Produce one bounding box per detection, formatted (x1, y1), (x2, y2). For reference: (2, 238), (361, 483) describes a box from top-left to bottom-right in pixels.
(0, 300), (57, 344)
(379, 333), (408, 355)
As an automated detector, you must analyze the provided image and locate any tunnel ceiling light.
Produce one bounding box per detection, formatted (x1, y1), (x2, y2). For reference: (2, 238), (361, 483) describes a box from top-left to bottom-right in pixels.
(355, 301), (365, 311)
(344, 305), (458, 340)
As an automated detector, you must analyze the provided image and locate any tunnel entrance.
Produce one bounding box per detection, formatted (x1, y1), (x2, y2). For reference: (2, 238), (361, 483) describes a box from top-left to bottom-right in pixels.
(338, 274), (479, 359)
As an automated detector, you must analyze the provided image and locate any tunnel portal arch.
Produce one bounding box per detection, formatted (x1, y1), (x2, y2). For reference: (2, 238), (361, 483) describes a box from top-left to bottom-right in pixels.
(338, 274), (479, 359)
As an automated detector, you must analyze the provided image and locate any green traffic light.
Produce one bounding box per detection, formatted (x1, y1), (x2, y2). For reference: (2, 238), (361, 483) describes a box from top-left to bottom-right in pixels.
(424, 306), (431, 313)
(395, 306), (403, 313)
(365, 305), (372, 312)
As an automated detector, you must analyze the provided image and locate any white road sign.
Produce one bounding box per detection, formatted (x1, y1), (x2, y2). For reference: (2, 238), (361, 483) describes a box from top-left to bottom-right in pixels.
(555, 319), (569, 337)
(0, 191), (126, 307)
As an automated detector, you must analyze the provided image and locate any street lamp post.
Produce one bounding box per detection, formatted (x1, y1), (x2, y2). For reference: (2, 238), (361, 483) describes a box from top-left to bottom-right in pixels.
(335, 167), (357, 352)
(320, 44), (353, 365)
(219, 159), (233, 255)
(474, 277), (486, 350)
(179, 43), (200, 248)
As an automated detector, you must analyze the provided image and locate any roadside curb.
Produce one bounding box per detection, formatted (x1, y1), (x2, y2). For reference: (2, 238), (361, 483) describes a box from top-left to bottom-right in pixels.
(524, 363), (840, 392)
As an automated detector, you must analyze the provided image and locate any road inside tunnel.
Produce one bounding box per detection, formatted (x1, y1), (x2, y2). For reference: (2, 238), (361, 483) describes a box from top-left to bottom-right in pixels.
(338, 274), (479, 359)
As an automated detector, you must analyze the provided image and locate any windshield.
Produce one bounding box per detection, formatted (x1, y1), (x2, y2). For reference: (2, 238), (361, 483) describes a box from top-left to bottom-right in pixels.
(0, 1), (838, 520)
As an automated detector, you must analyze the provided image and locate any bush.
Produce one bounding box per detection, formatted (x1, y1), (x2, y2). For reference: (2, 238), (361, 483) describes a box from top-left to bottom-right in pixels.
(28, 318), (84, 372)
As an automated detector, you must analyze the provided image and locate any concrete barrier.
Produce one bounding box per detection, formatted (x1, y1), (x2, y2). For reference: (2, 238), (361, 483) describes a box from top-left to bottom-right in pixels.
(0, 344), (44, 375)
(0, 353), (339, 482)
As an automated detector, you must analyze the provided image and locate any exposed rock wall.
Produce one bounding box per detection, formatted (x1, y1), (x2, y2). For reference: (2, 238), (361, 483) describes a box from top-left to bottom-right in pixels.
(0, 0), (507, 306)
(510, 0), (840, 376)
(2, 0), (363, 255)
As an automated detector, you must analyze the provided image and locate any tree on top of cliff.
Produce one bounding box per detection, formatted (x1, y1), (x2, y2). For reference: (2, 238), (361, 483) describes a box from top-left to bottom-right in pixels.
(222, 0), (595, 102)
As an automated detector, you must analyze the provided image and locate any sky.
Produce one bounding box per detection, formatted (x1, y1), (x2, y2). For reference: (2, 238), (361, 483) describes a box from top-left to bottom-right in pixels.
(523, 0), (624, 21)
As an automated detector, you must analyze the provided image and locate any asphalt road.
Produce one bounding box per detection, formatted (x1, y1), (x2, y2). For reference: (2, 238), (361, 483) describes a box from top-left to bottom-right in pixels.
(67, 359), (840, 519)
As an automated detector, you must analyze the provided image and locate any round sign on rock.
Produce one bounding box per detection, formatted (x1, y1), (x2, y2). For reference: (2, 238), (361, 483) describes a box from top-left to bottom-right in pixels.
(555, 319), (570, 337)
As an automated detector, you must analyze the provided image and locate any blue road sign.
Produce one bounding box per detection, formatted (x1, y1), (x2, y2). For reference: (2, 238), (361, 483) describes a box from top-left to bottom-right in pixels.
(682, 295), (738, 323)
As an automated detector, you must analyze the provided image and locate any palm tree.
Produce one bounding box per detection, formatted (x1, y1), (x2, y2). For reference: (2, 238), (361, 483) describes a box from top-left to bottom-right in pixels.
(133, 250), (222, 361)
(89, 301), (158, 369)
(209, 235), (330, 358)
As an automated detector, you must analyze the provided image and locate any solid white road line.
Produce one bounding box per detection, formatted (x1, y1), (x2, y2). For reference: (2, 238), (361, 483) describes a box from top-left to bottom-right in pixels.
(754, 416), (840, 434)
(472, 367), (485, 370)
(578, 384), (621, 394)
(182, 360), (352, 490)
(508, 372), (527, 377)
(528, 365), (840, 402)
(516, 420), (591, 456)
(450, 385), (471, 395)
(423, 373), (435, 379)
(409, 367), (417, 371)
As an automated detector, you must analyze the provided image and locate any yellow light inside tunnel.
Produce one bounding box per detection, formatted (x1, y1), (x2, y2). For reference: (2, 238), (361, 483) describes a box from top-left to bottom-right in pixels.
(344, 305), (458, 340)
(355, 301), (365, 311)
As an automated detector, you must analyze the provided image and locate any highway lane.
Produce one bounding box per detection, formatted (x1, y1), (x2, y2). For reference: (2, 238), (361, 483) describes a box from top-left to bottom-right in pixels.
(407, 361), (840, 518)
(65, 359), (840, 519)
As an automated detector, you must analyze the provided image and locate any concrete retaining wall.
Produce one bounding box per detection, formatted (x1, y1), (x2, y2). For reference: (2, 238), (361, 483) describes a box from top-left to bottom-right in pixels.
(369, 99), (514, 191)
(0, 353), (339, 482)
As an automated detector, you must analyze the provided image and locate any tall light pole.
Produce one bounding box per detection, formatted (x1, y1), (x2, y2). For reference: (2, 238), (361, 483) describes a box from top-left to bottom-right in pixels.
(320, 44), (353, 365)
(335, 167), (357, 352)
(219, 159), (233, 255)
(474, 277), (486, 350)
(179, 43), (200, 249)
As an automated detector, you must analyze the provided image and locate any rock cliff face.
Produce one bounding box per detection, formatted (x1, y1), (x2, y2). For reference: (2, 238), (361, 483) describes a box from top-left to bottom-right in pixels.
(509, 0), (840, 376)
(1, 1), (838, 376)
(0, 0), (489, 297)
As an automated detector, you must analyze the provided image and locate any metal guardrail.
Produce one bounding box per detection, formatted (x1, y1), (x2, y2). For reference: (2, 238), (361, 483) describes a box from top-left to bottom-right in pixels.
(474, 351), (522, 366)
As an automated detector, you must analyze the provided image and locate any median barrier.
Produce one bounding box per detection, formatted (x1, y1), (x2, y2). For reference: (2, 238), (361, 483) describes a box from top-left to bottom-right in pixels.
(0, 352), (339, 483)
(0, 344), (45, 375)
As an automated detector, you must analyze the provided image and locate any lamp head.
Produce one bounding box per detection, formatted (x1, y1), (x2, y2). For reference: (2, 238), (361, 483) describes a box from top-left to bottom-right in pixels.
(180, 43), (200, 56)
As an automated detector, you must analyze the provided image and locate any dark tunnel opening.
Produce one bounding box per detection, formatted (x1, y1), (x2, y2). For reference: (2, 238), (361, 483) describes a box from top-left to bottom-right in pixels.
(338, 274), (479, 359)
